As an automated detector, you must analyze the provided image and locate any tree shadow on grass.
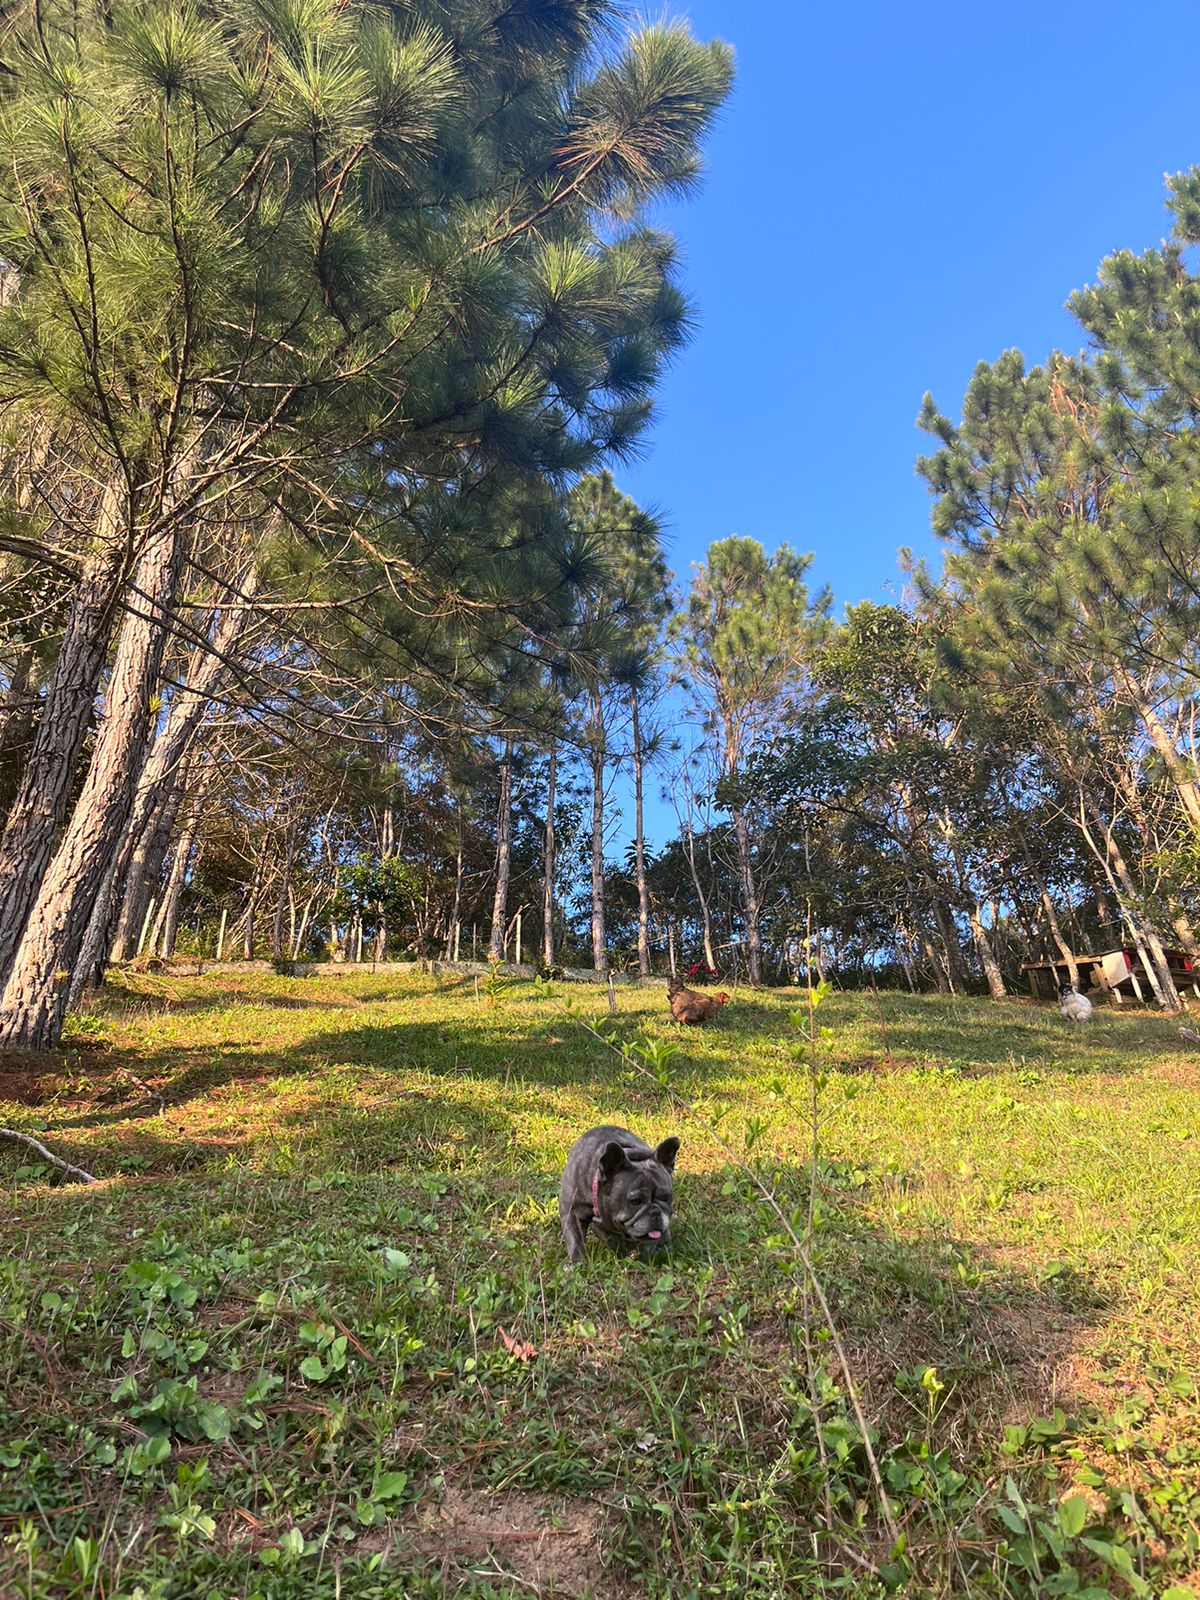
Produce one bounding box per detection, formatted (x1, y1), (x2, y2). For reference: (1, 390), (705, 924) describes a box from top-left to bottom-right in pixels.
(2, 1077), (519, 1180)
(209, 1017), (744, 1094)
(837, 991), (1185, 1076)
(4, 1136), (1128, 1600)
(10, 1147), (1100, 1457)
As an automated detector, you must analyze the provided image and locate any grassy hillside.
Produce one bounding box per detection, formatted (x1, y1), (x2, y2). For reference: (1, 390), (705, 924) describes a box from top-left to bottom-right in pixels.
(2, 972), (1199, 1598)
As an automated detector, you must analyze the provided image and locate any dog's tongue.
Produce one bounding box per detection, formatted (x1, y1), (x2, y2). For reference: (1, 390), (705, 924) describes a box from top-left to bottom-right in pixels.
(647, 1230), (662, 1240)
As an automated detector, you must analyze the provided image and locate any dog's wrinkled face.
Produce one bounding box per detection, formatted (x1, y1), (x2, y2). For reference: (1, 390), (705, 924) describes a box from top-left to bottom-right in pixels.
(598, 1138), (678, 1245)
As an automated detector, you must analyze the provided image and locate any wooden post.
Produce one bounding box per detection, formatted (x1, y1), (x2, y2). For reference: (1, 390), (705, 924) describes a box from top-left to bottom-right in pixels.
(608, 971), (616, 1015)
(216, 908), (228, 961)
(516, 908), (522, 967)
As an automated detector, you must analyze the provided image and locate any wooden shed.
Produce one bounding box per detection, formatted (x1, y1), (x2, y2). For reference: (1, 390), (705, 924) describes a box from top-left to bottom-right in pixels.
(1023, 946), (1200, 1005)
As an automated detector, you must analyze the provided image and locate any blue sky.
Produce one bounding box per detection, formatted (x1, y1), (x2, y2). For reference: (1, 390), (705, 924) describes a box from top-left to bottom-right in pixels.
(609, 0), (1199, 850)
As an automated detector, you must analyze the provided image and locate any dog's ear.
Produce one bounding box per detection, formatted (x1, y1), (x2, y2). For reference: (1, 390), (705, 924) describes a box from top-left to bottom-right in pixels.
(599, 1141), (632, 1180)
(655, 1137), (680, 1171)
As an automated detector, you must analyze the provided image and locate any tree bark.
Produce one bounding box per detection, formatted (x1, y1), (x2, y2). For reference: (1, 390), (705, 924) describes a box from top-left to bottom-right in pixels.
(1124, 677), (1200, 829)
(0, 496), (127, 989)
(487, 738), (513, 965)
(111, 571), (257, 963)
(731, 804), (762, 984)
(242, 875), (261, 960)
(918, 927), (951, 993)
(1171, 907), (1197, 959)
(0, 521), (186, 1048)
(969, 902), (1007, 999)
(154, 817), (201, 958)
(631, 691), (651, 977)
(922, 875), (966, 994)
(0, 646), (36, 823)
(445, 819), (464, 964)
(894, 924), (918, 992)
(589, 697), (607, 973)
(1077, 788), (1181, 1012)
(1016, 834), (1081, 988)
(271, 834), (296, 960)
(680, 810), (716, 971)
(111, 778), (186, 964)
(291, 892), (316, 961)
(542, 742), (557, 970)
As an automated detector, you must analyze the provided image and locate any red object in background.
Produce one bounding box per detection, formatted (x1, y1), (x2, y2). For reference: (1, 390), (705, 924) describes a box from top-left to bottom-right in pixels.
(685, 961), (719, 982)
(1121, 947), (1193, 971)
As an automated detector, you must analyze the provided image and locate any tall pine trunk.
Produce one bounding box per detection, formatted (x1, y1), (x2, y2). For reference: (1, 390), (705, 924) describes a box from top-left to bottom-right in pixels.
(241, 865), (262, 961)
(111, 571), (256, 963)
(0, 488), (127, 988)
(291, 892), (316, 961)
(0, 521), (186, 1049)
(111, 778), (187, 964)
(68, 757), (187, 1011)
(0, 645), (36, 822)
(589, 695), (607, 972)
(272, 836), (297, 960)
(631, 691), (651, 977)
(542, 743), (557, 971)
(681, 811), (716, 971)
(487, 738), (513, 964)
(154, 814), (201, 958)
(731, 804), (762, 984)
(445, 809), (464, 963)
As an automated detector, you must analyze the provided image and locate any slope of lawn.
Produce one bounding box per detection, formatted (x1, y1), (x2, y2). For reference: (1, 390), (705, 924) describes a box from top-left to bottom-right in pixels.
(2, 970), (1200, 1599)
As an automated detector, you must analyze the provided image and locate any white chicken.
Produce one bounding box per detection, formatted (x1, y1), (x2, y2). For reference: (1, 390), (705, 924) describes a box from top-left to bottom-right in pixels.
(1058, 987), (1094, 1024)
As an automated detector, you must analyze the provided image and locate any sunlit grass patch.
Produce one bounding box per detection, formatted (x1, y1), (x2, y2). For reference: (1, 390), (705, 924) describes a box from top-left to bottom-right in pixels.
(2, 972), (1200, 1596)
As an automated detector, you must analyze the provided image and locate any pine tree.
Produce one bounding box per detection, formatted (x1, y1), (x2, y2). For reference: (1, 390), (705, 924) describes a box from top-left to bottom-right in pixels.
(0, 0), (732, 1045)
(565, 471), (668, 973)
(673, 538), (830, 984)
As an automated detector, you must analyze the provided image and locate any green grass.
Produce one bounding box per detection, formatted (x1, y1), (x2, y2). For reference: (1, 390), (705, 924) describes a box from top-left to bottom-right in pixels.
(3, 971), (1200, 1598)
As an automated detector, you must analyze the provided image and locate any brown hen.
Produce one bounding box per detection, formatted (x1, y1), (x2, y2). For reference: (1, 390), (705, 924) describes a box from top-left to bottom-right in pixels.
(667, 975), (730, 1025)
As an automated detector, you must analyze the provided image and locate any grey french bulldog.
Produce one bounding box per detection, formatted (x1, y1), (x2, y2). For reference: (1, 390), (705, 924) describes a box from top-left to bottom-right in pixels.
(558, 1124), (680, 1265)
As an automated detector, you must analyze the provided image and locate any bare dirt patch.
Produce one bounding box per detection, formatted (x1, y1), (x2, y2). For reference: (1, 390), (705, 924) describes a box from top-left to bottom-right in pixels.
(405, 1484), (622, 1598)
(0, 1047), (113, 1101)
(835, 1052), (922, 1074)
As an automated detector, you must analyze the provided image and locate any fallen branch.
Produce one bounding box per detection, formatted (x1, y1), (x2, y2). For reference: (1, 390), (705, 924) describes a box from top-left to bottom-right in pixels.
(0, 1128), (99, 1184)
